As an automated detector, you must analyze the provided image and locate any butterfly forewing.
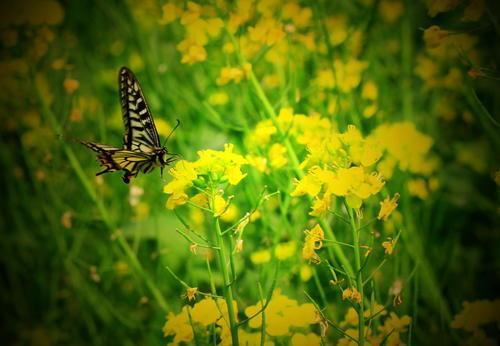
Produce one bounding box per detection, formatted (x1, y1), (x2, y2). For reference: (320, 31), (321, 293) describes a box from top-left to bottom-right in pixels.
(119, 67), (161, 152)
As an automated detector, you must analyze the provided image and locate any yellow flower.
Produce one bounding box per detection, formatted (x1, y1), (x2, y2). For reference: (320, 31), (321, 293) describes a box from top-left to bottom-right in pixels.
(63, 78), (79, 94)
(268, 143), (288, 168)
(183, 287), (198, 302)
(451, 299), (500, 332)
(378, 0), (404, 23)
(377, 193), (400, 221)
(164, 161), (198, 209)
(300, 265), (313, 281)
(423, 25), (450, 48)
(263, 73), (281, 88)
(291, 333), (321, 346)
(251, 249), (271, 264)
(340, 307), (358, 327)
(426, 0), (459, 17)
(382, 238), (395, 255)
(407, 179), (429, 199)
(190, 298), (220, 326)
(245, 289), (318, 336)
(246, 154), (268, 173)
(162, 308), (194, 344)
(333, 58), (368, 93)
(216, 66), (246, 85)
(177, 37), (207, 64)
(314, 69), (335, 90)
(462, 0), (485, 21)
(325, 15), (348, 46)
(291, 167), (324, 197)
(213, 195), (228, 217)
(275, 240), (297, 260)
(302, 224), (324, 263)
(159, 3), (183, 25)
(208, 91), (229, 105)
(379, 312), (411, 335)
(363, 103), (378, 118)
(194, 143), (247, 185)
(248, 17), (285, 46)
(342, 287), (362, 304)
(309, 195), (331, 217)
(362, 81), (378, 100)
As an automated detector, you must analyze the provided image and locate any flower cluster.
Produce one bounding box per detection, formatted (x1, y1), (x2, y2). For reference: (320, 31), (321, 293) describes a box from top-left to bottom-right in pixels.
(301, 224), (324, 263)
(163, 290), (320, 345)
(163, 143), (247, 209)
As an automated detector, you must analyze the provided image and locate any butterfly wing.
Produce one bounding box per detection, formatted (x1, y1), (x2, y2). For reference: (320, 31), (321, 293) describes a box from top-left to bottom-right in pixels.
(119, 67), (161, 153)
(80, 140), (154, 183)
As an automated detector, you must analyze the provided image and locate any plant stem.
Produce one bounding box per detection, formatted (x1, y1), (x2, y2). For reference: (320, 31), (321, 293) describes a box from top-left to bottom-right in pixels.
(347, 206), (365, 346)
(212, 194), (239, 345)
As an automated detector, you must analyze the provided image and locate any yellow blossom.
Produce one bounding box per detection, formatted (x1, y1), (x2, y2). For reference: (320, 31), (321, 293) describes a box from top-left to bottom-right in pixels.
(268, 143), (288, 168)
(423, 25), (450, 48)
(177, 37), (207, 64)
(300, 265), (313, 281)
(462, 0), (485, 21)
(275, 241), (297, 260)
(208, 91), (229, 105)
(184, 287), (198, 302)
(363, 103), (378, 118)
(379, 312), (411, 335)
(407, 179), (429, 199)
(190, 298), (220, 326)
(451, 299), (500, 332)
(378, 193), (400, 221)
(309, 195), (331, 217)
(162, 308), (194, 344)
(382, 238), (395, 255)
(378, 0), (404, 23)
(325, 15), (348, 46)
(217, 66), (246, 85)
(251, 249), (271, 264)
(342, 287), (362, 304)
(291, 333), (321, 346)
(362, 81), (378, 100)
(159, 3), (183, 25)
(426, 0), (459, 17)
(63, 78), (79, 94)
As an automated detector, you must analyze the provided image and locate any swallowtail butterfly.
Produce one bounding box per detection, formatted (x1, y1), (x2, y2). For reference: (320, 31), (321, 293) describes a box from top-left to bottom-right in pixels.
(81, 67), (178, 183)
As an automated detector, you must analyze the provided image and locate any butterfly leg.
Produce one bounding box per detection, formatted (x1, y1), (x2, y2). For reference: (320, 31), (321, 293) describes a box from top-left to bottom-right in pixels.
(122, 170), (139, 184)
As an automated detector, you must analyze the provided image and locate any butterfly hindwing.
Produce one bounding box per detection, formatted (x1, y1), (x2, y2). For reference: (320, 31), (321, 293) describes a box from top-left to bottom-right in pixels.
(80, 140), (154, 182)
(119, 67), (160, 152)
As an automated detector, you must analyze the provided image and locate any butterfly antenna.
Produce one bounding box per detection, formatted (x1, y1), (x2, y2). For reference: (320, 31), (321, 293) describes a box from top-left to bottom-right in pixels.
(162, 119), (180, 147)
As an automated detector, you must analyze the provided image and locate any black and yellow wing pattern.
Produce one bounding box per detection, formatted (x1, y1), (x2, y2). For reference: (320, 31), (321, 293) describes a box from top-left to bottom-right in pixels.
(81, 67), (175, 184)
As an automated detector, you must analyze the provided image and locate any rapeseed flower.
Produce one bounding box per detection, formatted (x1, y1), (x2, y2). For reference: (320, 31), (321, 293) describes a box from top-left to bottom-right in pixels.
(378, 193), (400, 221)
(342, 287), (362, 304)
(164, 144), (247, 209)
(244, 289), (318, 336)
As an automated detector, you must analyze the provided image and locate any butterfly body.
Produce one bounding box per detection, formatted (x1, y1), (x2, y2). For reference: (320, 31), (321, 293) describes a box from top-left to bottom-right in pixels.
(81, 67), (177, 184)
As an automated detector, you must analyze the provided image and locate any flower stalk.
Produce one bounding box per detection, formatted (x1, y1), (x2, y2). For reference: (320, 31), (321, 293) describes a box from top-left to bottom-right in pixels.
(347, 206), (366, 346)
(211, 191), (240, 346)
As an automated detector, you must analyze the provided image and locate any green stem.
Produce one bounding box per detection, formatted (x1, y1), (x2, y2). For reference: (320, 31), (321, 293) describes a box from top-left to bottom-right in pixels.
(401, 0), (414, 120)
(212, 194), (239, 345)
(347, 206), (365, 346)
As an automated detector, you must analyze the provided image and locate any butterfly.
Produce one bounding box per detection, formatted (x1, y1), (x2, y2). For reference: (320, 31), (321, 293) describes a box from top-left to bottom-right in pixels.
(81, 67), (179, 184)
